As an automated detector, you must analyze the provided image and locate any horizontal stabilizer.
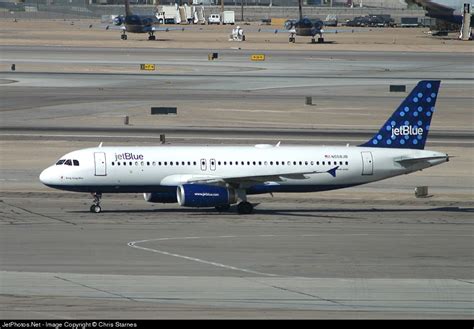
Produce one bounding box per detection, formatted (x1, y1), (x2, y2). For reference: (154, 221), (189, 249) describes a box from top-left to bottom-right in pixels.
(395, 155), (448, 167)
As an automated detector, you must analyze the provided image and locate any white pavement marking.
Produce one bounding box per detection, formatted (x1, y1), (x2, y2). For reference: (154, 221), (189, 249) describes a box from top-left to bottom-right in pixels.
(128, 235), (280, 277)
(127, 234), (378, 278)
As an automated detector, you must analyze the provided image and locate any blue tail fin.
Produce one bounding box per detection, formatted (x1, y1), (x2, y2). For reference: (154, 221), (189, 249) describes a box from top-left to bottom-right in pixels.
(360, 80), (440, 150)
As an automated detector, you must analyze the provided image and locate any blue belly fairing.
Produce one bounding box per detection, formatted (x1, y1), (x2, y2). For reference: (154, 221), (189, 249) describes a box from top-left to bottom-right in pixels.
(43, 183), (360, 194)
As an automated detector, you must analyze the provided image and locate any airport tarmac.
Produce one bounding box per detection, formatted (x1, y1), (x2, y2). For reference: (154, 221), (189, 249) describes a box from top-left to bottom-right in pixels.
(0, 19), (473, 319)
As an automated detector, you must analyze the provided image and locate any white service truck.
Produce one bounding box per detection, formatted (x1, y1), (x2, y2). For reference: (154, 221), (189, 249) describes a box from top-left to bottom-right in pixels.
(221, 11), (235, 25)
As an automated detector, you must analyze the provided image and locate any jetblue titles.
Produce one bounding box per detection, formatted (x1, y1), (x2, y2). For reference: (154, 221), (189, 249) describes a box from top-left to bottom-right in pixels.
(114, 152), (144, 161)
(391, 125), (423, 138)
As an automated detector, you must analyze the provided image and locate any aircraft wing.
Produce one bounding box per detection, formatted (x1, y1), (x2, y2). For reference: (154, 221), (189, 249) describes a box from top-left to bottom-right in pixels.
(247, 27), (360, 34)
(406, 0), (455, 14)
(187, 166), (339, 187)
(320, 28), (361, 34)
(149, 26), (185, 32)
(104, 24), (126, 31)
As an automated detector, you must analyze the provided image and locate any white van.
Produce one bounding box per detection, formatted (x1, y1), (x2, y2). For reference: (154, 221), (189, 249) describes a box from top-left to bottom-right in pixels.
(208, 14), (220, 25)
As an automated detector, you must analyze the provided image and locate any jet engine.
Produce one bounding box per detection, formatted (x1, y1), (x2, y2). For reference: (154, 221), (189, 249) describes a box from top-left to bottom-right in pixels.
(113, 16), (124, 26)
(177, 184), (237, 208)
(143, 192), (177, 203)
(142, 17), (153, 26)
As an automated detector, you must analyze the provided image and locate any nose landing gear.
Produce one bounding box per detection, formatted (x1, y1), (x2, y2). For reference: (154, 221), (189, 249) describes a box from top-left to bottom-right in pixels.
(90, 192), (102, 213)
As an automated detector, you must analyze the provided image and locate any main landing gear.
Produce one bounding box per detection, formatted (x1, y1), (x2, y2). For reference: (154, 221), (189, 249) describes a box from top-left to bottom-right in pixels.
(215, 202), (253, 214)
(148, 33), (156, 41)
(311, 35), (324, 44)
(90, 192), (102, 213)
(289, 32), (296, 43)
(121, 31), (128, 40)
(237, 201), (253, 214)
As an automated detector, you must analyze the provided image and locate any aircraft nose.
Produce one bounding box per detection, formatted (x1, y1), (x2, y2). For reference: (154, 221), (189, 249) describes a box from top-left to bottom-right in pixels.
(39, 166), (56, 186)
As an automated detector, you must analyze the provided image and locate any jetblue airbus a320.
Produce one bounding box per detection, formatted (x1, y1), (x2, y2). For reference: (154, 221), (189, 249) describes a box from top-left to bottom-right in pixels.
(40, 81), (449, 214)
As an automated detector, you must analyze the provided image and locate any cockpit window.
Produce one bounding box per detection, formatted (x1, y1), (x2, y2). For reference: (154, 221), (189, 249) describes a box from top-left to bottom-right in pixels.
(73, 160), (79, 166)
(64, 159), (72, 166)
(56, 159), (66, 165)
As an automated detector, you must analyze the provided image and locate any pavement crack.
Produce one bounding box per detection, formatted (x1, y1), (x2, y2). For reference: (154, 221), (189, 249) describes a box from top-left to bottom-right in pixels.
(455, 279), (474, 285)
(244, 278), (350, 308)
(0, 200), (78, 226)
(54, 276), (137, 302)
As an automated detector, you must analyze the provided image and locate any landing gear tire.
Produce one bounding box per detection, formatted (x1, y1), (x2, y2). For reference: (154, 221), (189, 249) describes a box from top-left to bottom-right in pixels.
(289, 36), (295, 43)
(318, 37), (324, 43)
(215, 204), (231, 212)
(90, 205), (102, 213)
(237, 201), (253, 214)
(121, 34), (127, 40)
(90, 192), (102, 213)
(148, 35), (156, 40)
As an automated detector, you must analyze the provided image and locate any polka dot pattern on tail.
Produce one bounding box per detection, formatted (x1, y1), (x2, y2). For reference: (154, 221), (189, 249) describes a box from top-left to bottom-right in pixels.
(361, 80), (440, 150)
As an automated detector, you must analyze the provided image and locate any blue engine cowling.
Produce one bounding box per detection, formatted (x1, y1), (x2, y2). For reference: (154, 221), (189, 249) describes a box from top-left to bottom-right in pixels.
(113, 16), (124, 26)
(177, 184), (237, 208)
(143, 192), (177, 203)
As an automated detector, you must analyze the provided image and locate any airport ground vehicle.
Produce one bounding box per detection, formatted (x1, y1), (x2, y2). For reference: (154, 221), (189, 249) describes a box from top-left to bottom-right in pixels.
(208, 14), (220, 24)
(221, 11), (235, 25)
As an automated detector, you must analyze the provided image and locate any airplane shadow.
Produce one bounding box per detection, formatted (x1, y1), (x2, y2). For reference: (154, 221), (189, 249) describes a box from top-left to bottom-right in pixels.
(253, 206), (474, 218)
(69, 206), (474, 219)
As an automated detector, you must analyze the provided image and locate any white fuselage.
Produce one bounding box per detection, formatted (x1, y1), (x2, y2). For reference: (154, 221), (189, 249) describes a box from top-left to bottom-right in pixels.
(39, 144), (448, 195)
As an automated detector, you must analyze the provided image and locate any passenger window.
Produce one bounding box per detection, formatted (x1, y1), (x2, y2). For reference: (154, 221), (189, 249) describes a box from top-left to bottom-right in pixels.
(317, 161), (320, 165)
(56, 159), (66, 165)
(117, 162), (121, 166)
(345, 161), (349, 165)
(112, 162), (115, 166)
(323, 161), (325, 165)
(147, 162), (150, 166)
(65, 159), (72, 166)
(153, 161), (156, 166)
(193, 161), (197, 166)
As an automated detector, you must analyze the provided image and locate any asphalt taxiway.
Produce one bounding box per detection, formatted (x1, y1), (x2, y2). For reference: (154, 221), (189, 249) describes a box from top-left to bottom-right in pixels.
(0, 22), (473, 319)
